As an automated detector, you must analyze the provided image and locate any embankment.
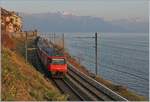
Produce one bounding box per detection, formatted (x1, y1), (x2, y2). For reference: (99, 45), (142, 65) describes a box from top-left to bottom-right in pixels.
(1, 33), (67, 101)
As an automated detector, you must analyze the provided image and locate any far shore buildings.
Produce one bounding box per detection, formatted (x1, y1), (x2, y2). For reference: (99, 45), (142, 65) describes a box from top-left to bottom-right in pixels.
(1, 7), (23, 33)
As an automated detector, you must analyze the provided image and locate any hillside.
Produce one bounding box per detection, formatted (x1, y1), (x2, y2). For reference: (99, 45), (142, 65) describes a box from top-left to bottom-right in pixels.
(1, 34), (67, 101)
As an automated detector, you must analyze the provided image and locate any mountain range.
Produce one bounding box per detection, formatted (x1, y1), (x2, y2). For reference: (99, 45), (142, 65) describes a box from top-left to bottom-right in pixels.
(20, 12), (148, 33)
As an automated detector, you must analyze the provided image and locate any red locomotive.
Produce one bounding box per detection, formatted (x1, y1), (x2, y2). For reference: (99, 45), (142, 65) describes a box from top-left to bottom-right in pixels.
(37, 37), (67, 78)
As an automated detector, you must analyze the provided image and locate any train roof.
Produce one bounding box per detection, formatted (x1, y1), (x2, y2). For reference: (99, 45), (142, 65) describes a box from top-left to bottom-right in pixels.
(43, 47), (64, 56)
(37, 37), (64, 57)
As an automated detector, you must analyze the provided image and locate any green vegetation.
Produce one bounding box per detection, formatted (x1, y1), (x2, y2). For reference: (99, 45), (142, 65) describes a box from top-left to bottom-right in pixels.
(2, 47), (67, 101)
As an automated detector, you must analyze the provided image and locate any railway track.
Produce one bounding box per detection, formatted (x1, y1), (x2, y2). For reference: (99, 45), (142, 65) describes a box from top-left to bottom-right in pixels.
(66, 70), (112, 101)
(53, 64), (128, 101)
(53, 79), (84, 101)
(28, 38), (128, 101)
(67, 63), (128, 101)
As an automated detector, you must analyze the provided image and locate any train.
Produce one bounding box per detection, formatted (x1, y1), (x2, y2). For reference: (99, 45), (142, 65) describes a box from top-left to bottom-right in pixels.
(37, 37), (67, 78)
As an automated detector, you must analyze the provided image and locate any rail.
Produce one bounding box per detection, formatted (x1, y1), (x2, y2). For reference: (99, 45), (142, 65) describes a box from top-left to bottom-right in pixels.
(67, 62), (128, 101)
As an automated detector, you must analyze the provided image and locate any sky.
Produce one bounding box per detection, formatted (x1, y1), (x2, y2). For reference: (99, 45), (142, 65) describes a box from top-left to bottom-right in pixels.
(1, 0), (149, 21)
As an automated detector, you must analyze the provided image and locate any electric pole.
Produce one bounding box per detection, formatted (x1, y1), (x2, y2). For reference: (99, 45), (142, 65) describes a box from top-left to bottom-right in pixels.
(95, 32), (98, 75)
(25, 31), (28, 63)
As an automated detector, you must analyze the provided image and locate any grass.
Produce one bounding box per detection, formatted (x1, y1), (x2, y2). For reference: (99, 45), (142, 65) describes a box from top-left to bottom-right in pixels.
(1, 46), (67, 101)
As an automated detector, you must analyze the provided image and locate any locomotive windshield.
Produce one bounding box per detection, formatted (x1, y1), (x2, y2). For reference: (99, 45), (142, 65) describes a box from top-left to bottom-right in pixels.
(51, 58), (66, 64)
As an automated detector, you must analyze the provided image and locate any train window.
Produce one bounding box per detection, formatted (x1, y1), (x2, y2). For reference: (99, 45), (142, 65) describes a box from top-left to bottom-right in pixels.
(51, 58), (66, 64)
